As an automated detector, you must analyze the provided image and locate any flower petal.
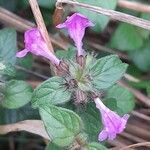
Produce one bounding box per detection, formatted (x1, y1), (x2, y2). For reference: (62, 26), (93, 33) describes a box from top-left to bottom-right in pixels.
(98, 130), (108, 141)
(56, 13), (94, 56)
(16, 49), (29, 58)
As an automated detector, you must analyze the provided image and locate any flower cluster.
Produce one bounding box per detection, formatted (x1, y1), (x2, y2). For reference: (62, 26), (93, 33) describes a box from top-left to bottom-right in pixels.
(57, 13), (129, 141)
(16, 13), (129, 142)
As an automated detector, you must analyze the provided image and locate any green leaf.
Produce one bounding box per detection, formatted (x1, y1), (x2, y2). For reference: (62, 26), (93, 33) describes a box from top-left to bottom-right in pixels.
(110, 23), (143, 51)
(0, 61), (16, 77)
(84, 142), (107, 150)
(40, 105), (83, 147)
(56, 47), (76, 60)
(104, 98), (118, 111)
(0, 104), (39, 124)
(106, 85), (135, 115)
(1, 80), (33, 109)
(32, 76), (72, 108)
(77, 103), (101, 141)
(46, 143), (64, 150)
(77, 0), (117, 32)
(0, 0), (17, 11)
(0, 28), (17, 64)
(38, 0), (56, 9)
(89, 55), (128, 90)
(16, 54), (33, 79)
(129, 42), (150, 72)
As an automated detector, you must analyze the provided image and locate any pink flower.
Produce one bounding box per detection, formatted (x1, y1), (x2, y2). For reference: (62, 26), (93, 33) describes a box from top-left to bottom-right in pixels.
(94, 98), (129, 141)
(56, 13), (94, 56)
(16, 28), (60, 66)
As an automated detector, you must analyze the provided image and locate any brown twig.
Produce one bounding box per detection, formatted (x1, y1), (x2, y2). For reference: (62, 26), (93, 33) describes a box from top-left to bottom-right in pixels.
(28, 0), (54, 53)
(126, 124), (150, 140)
(57, 0), (150, 30)
(131, 110), (150, 122)
(118, 0), (150, 13)
(120, 132), (147, 143)
(0, 120), (50, 140)
(119, 142), (150, 150)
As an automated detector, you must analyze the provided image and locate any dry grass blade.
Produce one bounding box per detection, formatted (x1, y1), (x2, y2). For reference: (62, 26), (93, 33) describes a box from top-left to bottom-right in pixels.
(119, 142), (150, 150)
(0, 120), (50, 140)
(118, 0), (150, 13)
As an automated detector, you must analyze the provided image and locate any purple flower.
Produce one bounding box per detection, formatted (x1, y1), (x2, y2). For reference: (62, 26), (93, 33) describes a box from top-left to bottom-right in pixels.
(94, 98), (129, 141)
(56, 13), (94, 56)
(16, 28), (60, 66)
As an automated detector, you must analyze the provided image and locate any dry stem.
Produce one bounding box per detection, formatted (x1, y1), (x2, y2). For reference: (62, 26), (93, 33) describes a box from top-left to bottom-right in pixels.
(118, 0), (150, 13)
(120, 142), (150, 150)
(29, 0), (54, 53)
(57, 0), (150, 30)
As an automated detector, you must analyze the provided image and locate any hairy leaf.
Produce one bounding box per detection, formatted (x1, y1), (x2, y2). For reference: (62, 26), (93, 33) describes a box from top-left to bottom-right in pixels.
(89, 55), (128, 90)
(1, 80), (33, 109)
(40, 105), (83, 147)
(32, 76), (71, 108)
(106, 85), (135, 115)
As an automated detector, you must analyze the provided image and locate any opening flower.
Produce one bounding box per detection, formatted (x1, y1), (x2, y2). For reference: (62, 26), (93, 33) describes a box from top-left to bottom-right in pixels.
(94, 97), (129, 141)
(16, 28), (60, 66)
(56, 13), (94, 56)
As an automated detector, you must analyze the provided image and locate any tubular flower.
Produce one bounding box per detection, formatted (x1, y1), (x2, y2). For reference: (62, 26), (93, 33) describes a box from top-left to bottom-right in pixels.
(94, 97), (129, 141)
(56, 13), (94, 56)
(16, 28), (60, 66)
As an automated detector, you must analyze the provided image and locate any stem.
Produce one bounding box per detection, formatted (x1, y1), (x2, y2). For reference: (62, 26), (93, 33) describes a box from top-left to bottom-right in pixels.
(118, 0), (150, 13)
(28, 0), (54, 53)
(120, 142), (150, 150)
(57, 0), (150, 30)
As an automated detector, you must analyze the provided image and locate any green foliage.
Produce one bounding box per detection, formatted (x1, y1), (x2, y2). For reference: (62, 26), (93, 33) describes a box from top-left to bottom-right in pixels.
(46, 143), (64, 150)
(77, 103), (101, 141)
(89, 55), (128, 90)
(32, 76), (72, 108)
(110, 23), (143, 51)
(40, 105), (83, 147)
(56, 47), (76, 60)
(0, 28), (17, 64)
(0, 0), (17, 11)
(16, 54), (33, 79)
(129, 42), (150, 72)
(0, 61), (16, 77)
(84, 142), (107, 150)
(38, 0), (56, 9)
(77, 0), (117, 32)
(106, 85), (135, 115)
(1, 80), (33, 109)
(0, 104), (39, 124)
